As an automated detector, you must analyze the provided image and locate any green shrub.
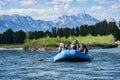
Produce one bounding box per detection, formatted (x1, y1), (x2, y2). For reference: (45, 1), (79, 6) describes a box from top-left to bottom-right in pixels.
(23, 34), (115, 50)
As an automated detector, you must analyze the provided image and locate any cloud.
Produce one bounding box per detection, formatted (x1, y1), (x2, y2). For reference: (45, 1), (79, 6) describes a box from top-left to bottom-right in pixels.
(77, 0), (88, 3)
(94, 0), (120, 4)
(0, 0), (119, 21)
(111, 3), (120, 9)
(94, 0), (106, 4)
(89, 5), (120, 21)
(0, 7), (81, 21)
(0, 0), (74, 21)
(0, 1), (5, 9)
(90, 6), (104, 18)
(7, 0), (17, 2)
(20, 0), (38, 6)
(47, 0), (73, 11)
(47, 0), (73, 5)
(91, 6), (102, 10)
(90, 6), (105, 19)
(0, 8), (66, 20)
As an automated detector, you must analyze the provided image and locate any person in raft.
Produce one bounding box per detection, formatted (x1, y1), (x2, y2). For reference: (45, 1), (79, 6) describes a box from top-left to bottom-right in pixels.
(70, 43), (76, 49)
(65, 44), (69, 50)
(57, 43), (67, 53)
(79, 44), (88, 54)
(72, 40), (79, 50)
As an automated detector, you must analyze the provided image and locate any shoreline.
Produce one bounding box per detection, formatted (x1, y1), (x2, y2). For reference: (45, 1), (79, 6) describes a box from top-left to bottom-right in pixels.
(0, 48), (23, 50)
(0, 44), (118, 51)
(0, 47), (54, 51)
(0, 47), (119, 51)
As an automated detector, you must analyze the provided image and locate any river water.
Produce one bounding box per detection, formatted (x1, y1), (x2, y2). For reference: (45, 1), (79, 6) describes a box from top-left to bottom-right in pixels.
(0, 48), (120, 80)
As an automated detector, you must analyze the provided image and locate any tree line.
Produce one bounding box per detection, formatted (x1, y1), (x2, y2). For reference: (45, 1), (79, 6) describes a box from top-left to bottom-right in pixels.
(0, 30), (26, 44)
(0, 20), (120, 44)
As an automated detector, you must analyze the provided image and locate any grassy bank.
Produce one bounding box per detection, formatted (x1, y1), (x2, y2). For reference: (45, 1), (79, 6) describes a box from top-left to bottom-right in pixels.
(0, 44), (23, 48)
(23, 34), (116, 50)
(115, 41), (120, 48)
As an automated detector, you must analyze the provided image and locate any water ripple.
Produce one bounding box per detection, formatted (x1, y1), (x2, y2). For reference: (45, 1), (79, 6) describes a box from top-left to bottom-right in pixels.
(0, 48), (120, 80)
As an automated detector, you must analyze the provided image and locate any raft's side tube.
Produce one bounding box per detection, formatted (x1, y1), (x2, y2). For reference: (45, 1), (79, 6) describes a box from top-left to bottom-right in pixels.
(54, 49), (92, 62)
(53, 50), (70, 62)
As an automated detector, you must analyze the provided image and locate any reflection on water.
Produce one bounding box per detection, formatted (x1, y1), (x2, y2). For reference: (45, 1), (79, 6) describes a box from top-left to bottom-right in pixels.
(0, 48), (120, 80)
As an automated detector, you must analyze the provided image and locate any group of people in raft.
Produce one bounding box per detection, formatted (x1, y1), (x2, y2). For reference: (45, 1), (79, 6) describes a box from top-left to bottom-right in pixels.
(57, 40), (88, 54)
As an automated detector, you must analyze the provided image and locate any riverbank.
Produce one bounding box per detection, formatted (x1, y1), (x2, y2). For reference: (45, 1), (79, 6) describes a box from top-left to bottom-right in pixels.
(0, 35), (119, 51)
(0, 44), (119, 51)
(0, 44), (52, 51)
(0, 44), (23, 51)
(23, 35), (119, 50)
(0, 44), (23, 48)
(0, 48), (23, 50)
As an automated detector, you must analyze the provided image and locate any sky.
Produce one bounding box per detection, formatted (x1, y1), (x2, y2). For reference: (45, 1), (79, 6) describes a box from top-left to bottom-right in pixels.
(0, 0), (120, 21)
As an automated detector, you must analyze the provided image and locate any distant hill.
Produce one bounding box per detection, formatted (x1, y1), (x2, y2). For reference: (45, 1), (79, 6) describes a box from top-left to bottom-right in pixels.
(0, 12), (100, 33)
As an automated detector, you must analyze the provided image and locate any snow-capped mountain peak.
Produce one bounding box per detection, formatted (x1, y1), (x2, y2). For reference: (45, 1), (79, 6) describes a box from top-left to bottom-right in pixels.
(53, 12), (99, 28)
(0, 13), (100, 33)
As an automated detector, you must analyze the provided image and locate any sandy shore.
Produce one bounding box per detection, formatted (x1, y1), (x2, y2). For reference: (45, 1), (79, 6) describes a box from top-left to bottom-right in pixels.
(0, 48), (23, 50)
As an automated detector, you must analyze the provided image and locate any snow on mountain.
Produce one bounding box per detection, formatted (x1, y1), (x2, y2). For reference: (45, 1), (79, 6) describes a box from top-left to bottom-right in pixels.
(107, 18), (117, 22)
(53, 12), (99, 28)
(0, 12), (100, 33)
(0, 14), (53, 33)
(107, 18), (120, 29)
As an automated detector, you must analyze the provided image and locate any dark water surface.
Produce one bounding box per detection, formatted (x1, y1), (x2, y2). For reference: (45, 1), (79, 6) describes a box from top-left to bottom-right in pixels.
(0, 48), (120, 80)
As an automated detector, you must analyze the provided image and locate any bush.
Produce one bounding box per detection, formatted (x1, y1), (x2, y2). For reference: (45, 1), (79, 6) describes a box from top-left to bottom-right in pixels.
(23, 35), (115, 50)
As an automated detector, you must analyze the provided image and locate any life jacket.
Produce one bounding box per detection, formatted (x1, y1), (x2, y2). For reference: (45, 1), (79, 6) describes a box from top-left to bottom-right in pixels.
(80, 47), (88, 53)
(57, 47), (62, 53)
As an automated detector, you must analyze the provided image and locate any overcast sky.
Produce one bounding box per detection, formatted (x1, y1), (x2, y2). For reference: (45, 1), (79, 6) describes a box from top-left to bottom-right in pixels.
(0, 0), (120, 21)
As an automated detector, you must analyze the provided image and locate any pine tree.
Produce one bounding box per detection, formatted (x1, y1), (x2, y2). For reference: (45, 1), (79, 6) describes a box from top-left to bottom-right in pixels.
(57, 28), (63, 37)
(0, 34), (2, 44)
(52, 27), (57, 37)
(2, 29), (14, 44)
(75, 26), (80, 36)
(14, 30), (26, 43)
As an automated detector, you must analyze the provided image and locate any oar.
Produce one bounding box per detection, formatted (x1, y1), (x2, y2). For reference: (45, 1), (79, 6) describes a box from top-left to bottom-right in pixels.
(39, 50), (57, 61)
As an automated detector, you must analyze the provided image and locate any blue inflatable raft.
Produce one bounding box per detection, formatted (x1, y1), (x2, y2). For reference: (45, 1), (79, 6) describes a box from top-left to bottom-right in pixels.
(53, 49), (92, 62)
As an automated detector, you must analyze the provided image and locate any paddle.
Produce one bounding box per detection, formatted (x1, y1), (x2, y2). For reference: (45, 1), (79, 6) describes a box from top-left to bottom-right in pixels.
(39, 49), (57, 61)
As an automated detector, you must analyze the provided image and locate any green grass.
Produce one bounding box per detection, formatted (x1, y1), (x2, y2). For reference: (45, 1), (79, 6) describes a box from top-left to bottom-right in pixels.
(115, 41), (120, 48)
(23, 34), (116, 50)
(0, 44), (23, 48)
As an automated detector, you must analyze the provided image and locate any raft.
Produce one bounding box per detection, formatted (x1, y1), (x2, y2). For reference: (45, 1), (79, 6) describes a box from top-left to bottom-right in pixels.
(53, 49), (92, 62)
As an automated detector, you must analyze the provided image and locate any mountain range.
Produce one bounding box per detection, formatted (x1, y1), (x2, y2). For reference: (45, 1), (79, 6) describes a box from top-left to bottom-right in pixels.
(0, 12), (100, 33)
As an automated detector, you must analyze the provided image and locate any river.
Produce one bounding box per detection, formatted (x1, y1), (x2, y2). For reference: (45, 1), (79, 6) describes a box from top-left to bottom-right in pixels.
(0, 48), (120, 80)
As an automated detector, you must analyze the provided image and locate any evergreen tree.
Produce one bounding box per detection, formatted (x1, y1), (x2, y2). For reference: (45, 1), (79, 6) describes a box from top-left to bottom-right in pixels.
(80, 25), (89, 36)
(107, 22), (120, 40)
(100, 20), (108, 35)
(87, 25), (95, 36)
(37, 31), (44, 38)
(0, 34), (2, 44)
(57, 28), (63, 37)
(75, 26), (80, 36)
(29, 31), (45, 39)
(2, 29), (14, 44)
(52, 27), (57, 37)
(29, 31), (34, 39)
(71, 28), (75, 36)
(45, 30), (52, 37)
(63, 27), (71, 38)
(14, 30), (26, 43)
(34, 31), (39, 39)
